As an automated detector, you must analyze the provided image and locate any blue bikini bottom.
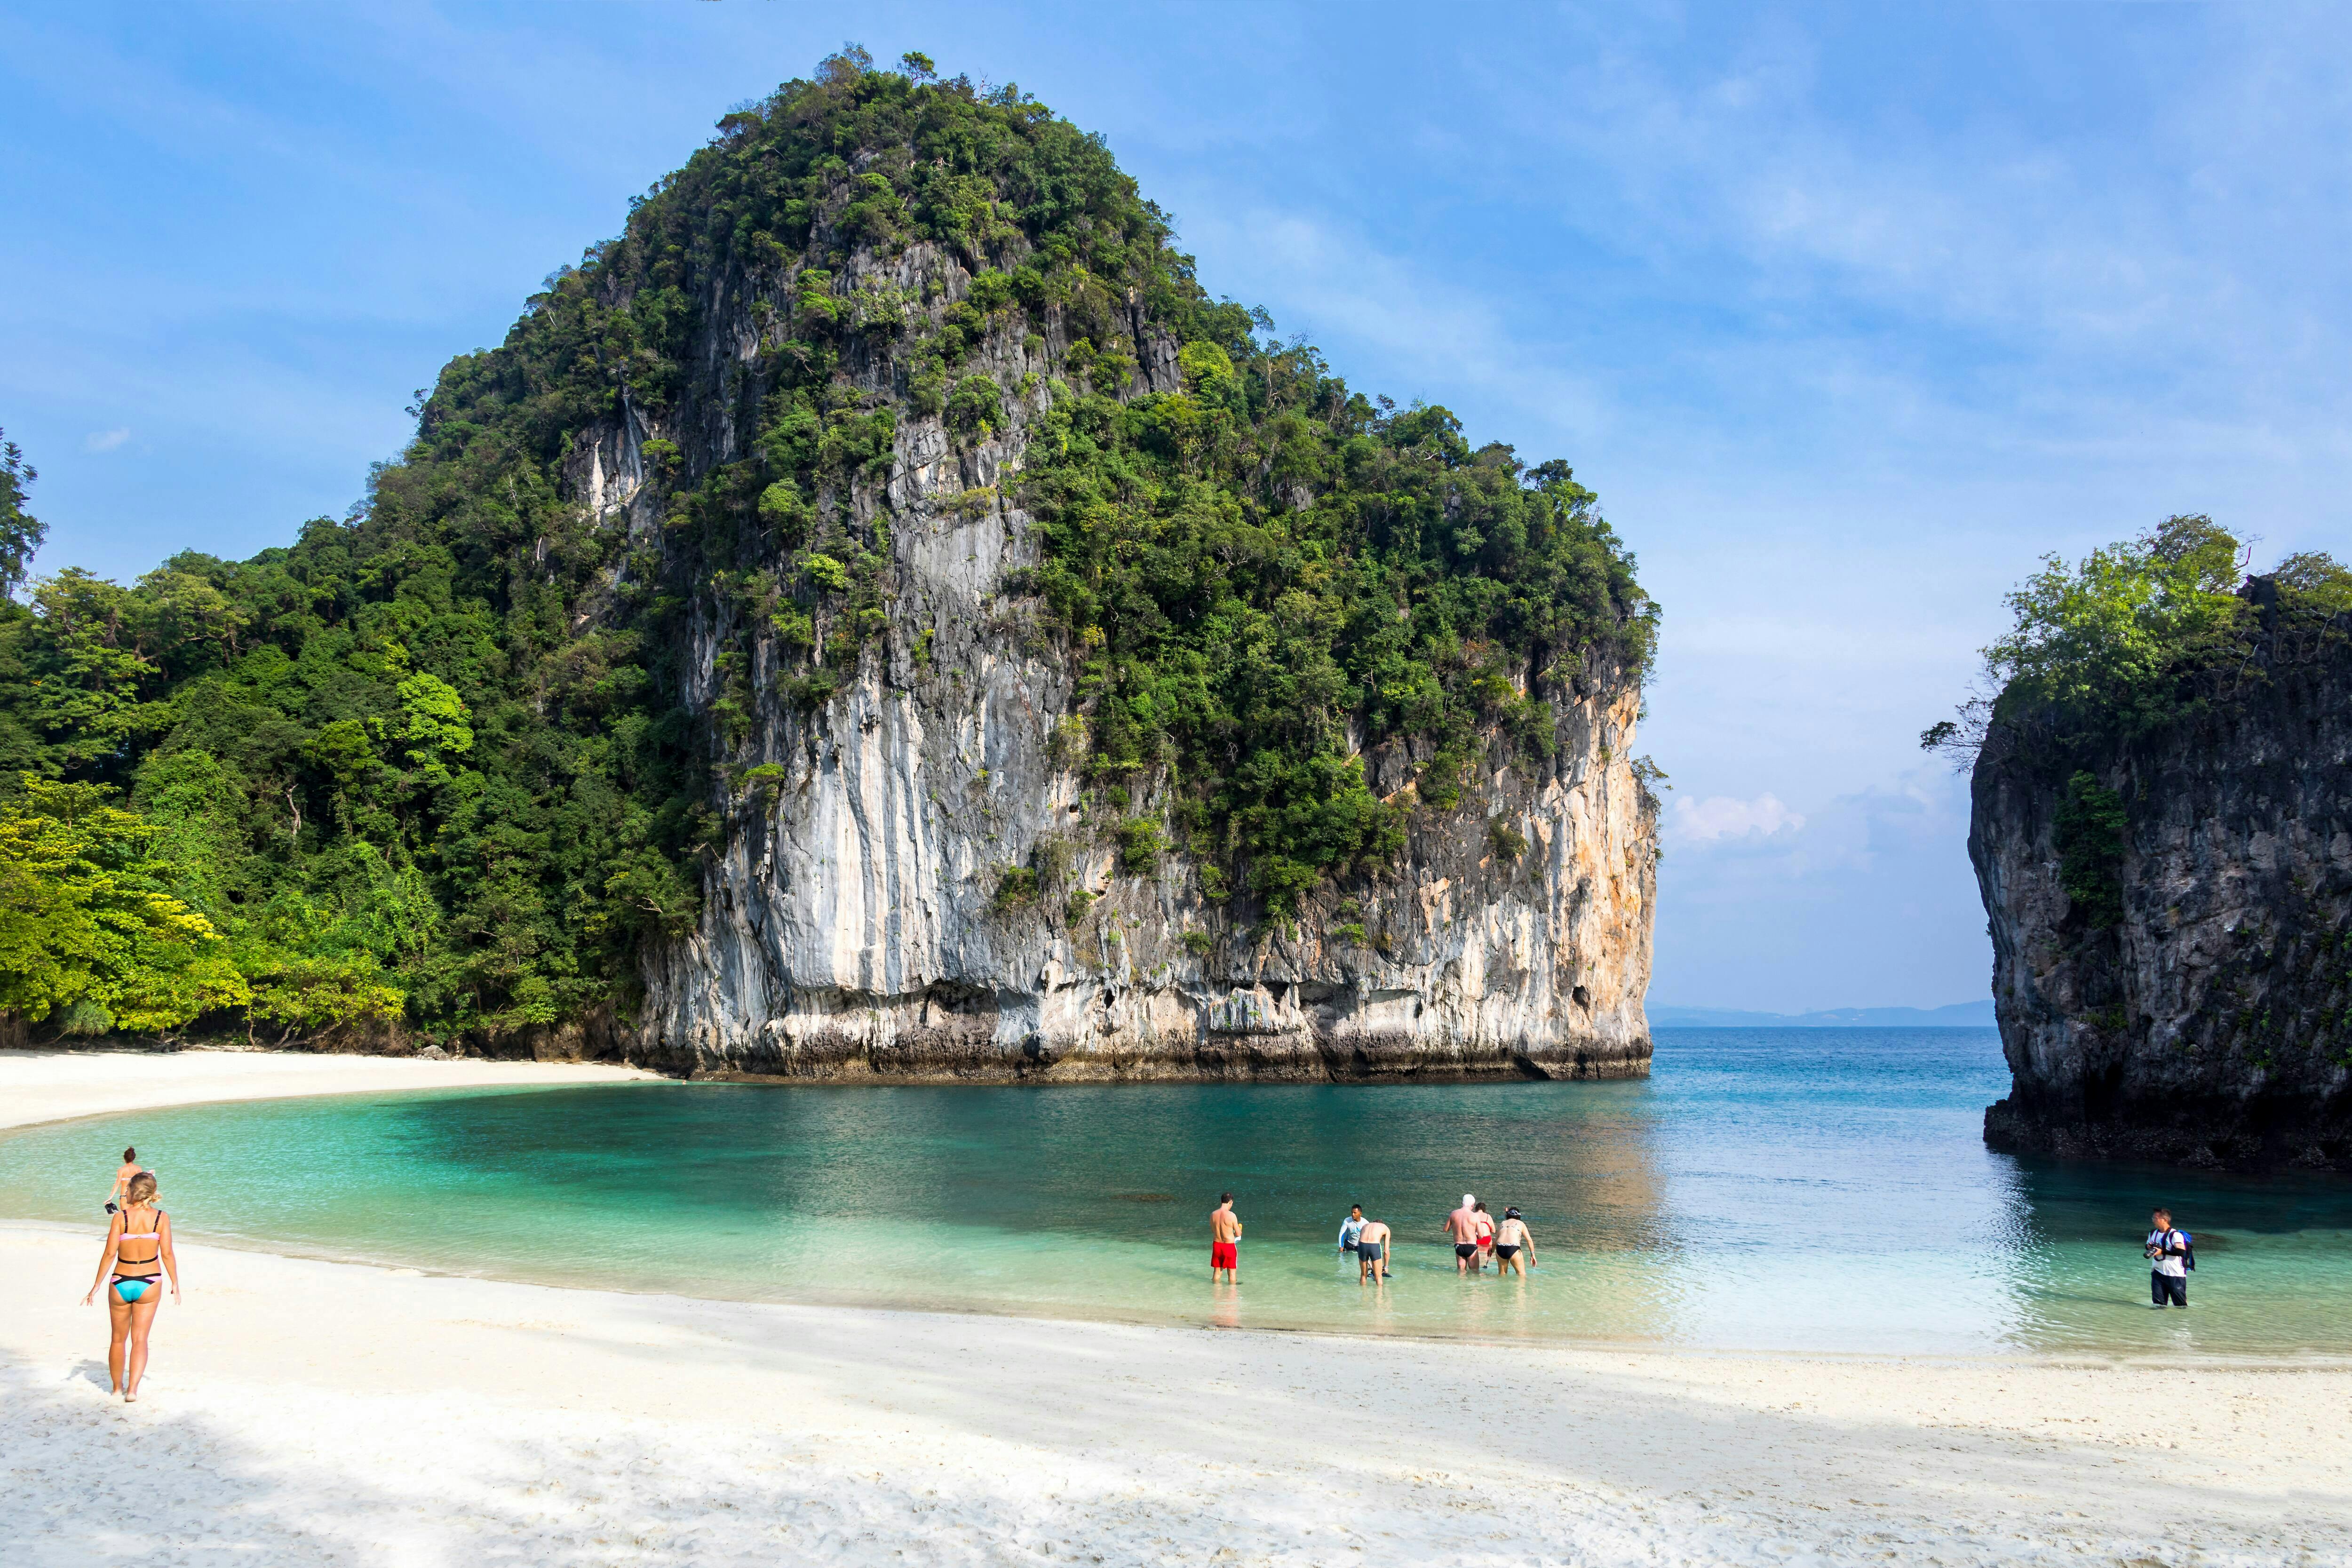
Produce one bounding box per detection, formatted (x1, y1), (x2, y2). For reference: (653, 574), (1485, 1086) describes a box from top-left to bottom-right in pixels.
(112, 1277), (156, 1303)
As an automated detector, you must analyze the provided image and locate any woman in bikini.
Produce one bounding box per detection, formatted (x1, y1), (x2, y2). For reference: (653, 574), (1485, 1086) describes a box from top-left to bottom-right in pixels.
(106, 1146), (143, 1214)
(1472, 1201), (1496, 1274)
(1492, 1206), (1536, 1278)
(83, 1170), (178, 1401)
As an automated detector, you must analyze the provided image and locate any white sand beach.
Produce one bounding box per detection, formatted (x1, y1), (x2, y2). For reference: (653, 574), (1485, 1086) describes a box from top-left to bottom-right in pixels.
(2, 1050), (2347, 1566)
(0, 1045), (658, 1132)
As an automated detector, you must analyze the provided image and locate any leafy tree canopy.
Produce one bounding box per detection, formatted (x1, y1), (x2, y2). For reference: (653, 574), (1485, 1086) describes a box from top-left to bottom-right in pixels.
(0, 429), (43, 599)
(1925, 515), (2352, 762)
(0, 775), (241, 1034)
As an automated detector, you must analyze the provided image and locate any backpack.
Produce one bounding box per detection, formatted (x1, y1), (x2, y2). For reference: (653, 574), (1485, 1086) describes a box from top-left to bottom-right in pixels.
(2156, 1228), (2195, 1271)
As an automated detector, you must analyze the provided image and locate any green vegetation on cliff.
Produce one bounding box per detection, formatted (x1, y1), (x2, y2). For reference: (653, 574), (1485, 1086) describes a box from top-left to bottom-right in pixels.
(1019, 302), (1648, 911)
(0, 48), (1652, 1043)
(1926, 515), (2352, 764)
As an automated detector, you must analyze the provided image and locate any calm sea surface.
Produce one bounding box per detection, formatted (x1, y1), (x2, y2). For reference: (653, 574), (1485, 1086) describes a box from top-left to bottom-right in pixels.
(5, 1028), (2348, 1355)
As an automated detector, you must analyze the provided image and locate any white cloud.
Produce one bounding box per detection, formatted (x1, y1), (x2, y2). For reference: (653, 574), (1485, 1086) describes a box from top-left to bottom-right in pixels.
(1502, 8), (2352, 451)
(83, 428), (129, 453)
(1651, 766), (1986, 1012)
(1670, 792), (1806, 845)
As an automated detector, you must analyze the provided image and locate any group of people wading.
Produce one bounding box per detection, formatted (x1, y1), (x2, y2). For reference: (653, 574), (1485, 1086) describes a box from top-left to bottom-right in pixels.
(1208, 1191), (1540, 1283)
(65, 1135), (2207, 1408)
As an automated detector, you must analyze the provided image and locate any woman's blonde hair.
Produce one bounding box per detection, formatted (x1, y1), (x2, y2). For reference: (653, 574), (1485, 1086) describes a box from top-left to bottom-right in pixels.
(125, 1171), (158, 1206)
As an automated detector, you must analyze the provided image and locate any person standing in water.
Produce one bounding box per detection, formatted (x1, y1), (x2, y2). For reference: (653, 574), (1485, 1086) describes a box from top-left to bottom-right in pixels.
(2146, 1207), (2190, 1309)
(1210, 1192), (1243, 1282)
(1443, 1194), (1484, 1274)
(1355, 1216), (1392, 1283)
(83, 1170), (177, 1401)
(1337, 1204), (1367, 1256)
(106, 1146), (143, 1215)
(1473, 1201), (1496, 1270)
(1492, 1207), (1536, 1278)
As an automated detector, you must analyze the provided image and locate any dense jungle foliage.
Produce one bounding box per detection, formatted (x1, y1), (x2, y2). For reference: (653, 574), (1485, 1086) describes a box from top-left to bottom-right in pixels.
(1924, 515), (2352, 769)
(0, 48), (1653, 1044)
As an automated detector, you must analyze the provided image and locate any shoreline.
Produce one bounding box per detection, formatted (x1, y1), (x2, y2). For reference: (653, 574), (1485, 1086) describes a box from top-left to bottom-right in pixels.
(6, 1044), (2348, 1369)
(15, 1213), (2352, 1374)
(0, 1045), (663, 1135)
(6, 1043), (2350, 1563)
(3, 1038), (1662, 1094)
(5, 1219), (2346, 1565)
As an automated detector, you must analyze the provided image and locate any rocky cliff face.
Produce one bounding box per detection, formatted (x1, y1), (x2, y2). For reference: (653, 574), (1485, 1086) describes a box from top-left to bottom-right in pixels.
(557, 235), (1657, 1082)
(1972, 620), (2352, 1168)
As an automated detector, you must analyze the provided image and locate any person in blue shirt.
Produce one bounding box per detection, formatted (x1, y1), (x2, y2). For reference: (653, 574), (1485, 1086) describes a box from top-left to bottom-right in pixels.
(1337, 1204), (1367, 1255)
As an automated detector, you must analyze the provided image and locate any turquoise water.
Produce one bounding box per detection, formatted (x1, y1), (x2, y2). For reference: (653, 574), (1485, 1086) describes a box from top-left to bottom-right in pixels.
(5, 1028), (2349, 1355)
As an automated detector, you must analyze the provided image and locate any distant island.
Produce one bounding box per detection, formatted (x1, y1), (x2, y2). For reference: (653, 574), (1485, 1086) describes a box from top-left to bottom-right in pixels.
(1650, 1002), (1996, 1029)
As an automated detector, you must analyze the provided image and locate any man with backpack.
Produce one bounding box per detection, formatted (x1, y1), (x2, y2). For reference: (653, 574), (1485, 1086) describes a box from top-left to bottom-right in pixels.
(2145, 1207), (2192, 1308)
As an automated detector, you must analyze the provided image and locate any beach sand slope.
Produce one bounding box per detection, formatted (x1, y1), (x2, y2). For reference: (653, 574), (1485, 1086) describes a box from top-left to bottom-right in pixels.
(0, 1047), (659, 1132)
(4, 1047), (2347, 1565)
(2, 1224), (2346, 1567)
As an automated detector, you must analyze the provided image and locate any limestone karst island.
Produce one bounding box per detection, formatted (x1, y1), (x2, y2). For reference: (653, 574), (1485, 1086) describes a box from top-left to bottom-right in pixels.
(3, 64), (1661, 1083)
(1949, 520), (2352, 1171)
(3, 27), (2349, 1568)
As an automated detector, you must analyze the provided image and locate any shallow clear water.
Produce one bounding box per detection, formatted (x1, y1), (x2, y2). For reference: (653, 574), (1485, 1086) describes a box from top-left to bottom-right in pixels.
(6, 1028), (2349, 1355)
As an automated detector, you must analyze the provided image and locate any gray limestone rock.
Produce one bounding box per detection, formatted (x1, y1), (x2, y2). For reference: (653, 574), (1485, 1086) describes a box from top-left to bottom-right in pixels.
(1972, 625), (2352, 1167)
(574, 240), (1660, 1083)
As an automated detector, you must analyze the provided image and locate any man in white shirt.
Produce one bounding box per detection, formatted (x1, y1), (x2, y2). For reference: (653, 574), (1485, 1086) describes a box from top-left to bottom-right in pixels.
(1337, 1205), (1367, 1254)
(2146, 1206), (2189, 1308)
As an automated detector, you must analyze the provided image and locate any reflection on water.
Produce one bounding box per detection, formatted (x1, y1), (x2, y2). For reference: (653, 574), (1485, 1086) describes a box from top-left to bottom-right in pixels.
(2, 1028), (2348, 1355)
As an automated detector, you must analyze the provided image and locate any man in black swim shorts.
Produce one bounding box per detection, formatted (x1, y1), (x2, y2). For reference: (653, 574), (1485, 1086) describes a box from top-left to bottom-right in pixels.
(1444, 1194), (1483, 1274)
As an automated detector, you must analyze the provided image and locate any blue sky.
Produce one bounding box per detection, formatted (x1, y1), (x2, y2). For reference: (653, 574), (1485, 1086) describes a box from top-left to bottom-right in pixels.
(6, 2), (2348, 1011)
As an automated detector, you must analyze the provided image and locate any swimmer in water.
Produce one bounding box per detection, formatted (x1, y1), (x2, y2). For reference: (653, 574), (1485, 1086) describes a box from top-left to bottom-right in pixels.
(83, 1170), (178, 1401)
(106, 1146), (143, 1214)
(1355, 1216), (1392, 1283)
(1492, 1207), (1536, 1278)
(1444, 1194), (1483, 1274)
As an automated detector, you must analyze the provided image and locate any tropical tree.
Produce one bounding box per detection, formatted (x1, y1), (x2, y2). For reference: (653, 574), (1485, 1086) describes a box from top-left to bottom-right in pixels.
(0, 428), (43, 598)
(1925, 517), (2351, 760)
(0, 776), (244, 1034)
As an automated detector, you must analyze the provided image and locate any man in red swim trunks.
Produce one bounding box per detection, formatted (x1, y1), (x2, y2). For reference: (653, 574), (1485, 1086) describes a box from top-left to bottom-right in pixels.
(1210, 1191), (1242, 1282)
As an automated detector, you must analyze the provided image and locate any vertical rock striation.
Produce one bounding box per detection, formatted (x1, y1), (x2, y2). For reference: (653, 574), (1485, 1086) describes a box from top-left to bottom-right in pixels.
(633, 655), (1656, 1082)
(592, 236), (1658, 1080)
(1972, 621), (2352, 1168)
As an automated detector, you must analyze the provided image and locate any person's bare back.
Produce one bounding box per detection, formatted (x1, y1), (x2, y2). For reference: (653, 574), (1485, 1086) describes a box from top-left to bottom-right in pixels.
(107, 1146), (144, 1213)
(1209, 1193), (1242, 1281)
(1445, 1195), (1483, 1274)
